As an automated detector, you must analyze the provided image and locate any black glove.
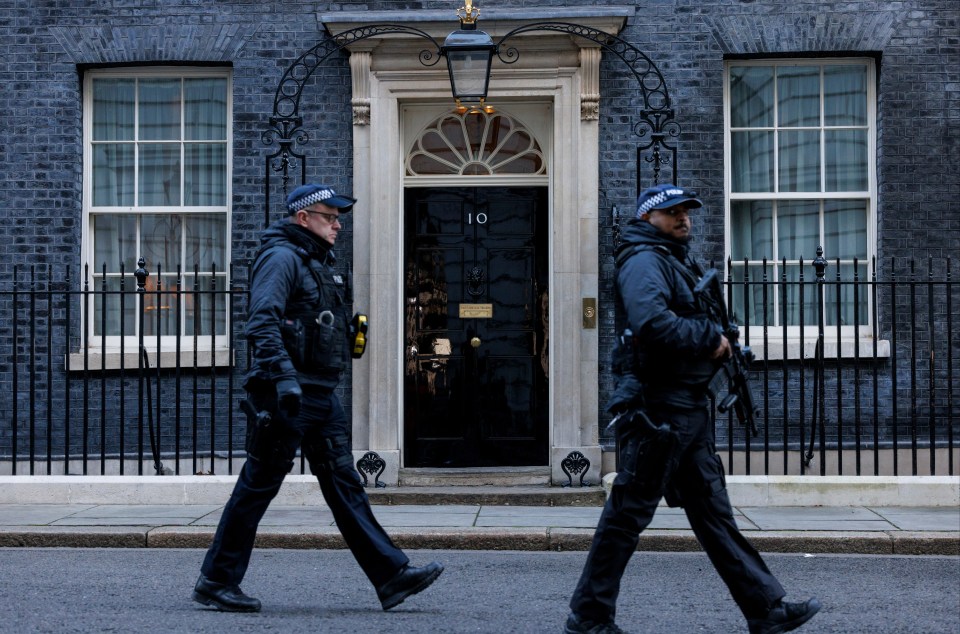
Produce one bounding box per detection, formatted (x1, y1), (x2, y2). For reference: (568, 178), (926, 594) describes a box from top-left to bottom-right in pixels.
(275, 377), (302, 420)
(605, 373), (645, 414)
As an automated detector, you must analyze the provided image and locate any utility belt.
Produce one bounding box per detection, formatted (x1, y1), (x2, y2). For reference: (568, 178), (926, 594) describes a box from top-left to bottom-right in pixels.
(280, 309), (348, 374)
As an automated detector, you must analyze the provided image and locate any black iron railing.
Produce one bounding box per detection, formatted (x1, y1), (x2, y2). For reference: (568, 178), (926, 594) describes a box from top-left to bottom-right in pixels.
(710, 252), (957, 476)
(0, 260), (252, 476)
(1, 254), (957, 477)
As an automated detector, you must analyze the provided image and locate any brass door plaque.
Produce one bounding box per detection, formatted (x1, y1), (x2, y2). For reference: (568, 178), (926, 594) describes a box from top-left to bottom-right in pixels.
(582, 298), (597, 329)
(459, 303), (493, 318)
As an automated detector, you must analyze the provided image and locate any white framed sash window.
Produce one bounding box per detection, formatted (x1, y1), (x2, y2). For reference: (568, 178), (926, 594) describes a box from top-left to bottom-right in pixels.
(81, 67), (232, 355)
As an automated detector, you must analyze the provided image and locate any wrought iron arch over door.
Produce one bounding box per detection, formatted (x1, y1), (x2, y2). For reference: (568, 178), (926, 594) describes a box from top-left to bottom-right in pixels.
(262, 20), (682, 226)
(260, 24), (446, 227)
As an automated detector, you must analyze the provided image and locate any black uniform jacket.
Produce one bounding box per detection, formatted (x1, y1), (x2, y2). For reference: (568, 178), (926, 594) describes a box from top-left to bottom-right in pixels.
(615, 219), (722, 409)
(245, 221), (347, 391)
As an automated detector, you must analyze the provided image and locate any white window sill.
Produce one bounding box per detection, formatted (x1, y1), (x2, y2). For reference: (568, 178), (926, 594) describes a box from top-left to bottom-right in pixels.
(66, 349), (234, 372)
(744, 338), (890, 362)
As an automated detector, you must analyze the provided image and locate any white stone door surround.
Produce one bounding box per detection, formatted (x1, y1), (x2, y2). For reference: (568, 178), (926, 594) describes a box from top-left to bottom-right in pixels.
(319, 7), (632, 485)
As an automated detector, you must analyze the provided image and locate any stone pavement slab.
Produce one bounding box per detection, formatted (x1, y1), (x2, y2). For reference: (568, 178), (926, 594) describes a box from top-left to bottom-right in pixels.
(49, 504), (222, 527)
(0, 504), (96, 525)
(870, 506), (960, 531)
(738, 506), (899, 531)
(476, 506), (602, 528)
(367, 507), (479, 528)
(256, 507), (336, 527)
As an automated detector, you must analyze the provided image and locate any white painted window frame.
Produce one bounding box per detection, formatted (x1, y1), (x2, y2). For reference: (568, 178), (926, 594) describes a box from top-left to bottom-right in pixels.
(78, 66), (233, 366)
(722, 57), (885, 359)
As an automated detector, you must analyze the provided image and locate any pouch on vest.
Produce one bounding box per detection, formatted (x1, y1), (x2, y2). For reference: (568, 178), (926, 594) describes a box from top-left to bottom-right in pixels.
(305, 309), (346, 372)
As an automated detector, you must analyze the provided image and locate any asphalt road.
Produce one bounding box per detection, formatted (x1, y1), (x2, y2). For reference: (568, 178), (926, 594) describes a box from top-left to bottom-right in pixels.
(0, 548), (956, 633)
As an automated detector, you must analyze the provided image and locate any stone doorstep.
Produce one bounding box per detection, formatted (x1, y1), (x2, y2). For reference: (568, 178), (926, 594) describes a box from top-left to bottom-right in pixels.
(368, 486), (606, 506)
(0, 475), (956, 507)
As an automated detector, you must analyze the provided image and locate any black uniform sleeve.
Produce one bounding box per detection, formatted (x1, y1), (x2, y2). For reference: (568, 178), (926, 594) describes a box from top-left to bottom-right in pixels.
(617, 250), (721, 358)
(246, 246), (301, 382)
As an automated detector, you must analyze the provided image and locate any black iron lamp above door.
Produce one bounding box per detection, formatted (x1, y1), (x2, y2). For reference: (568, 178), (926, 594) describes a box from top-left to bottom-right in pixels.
(441, 0), (495, 113)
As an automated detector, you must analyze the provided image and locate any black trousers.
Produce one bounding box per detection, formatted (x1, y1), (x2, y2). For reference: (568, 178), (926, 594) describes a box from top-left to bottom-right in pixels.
(569, 405), (785, 623)
(201, 385), (408, 589)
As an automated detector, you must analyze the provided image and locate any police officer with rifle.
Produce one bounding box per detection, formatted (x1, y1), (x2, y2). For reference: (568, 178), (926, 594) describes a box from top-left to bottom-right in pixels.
(193, 184), (442, 613)
(564, 184), (819, 634)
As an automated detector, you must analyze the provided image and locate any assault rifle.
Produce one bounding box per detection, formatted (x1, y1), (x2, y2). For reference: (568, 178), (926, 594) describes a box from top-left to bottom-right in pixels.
(693, 269), (760, 436)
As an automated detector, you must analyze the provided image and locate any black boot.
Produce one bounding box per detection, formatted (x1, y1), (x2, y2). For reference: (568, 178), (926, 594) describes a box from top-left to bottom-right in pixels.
(563, 612), (629, 634)
(192, 574), (262, 613)
(376, 562), (444, 610)
(748, 598), (821, 634)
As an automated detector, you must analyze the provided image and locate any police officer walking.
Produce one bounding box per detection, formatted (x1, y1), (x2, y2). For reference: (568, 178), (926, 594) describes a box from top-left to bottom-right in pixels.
(564, 184), (819, 634)
(193, 184), (442, 613)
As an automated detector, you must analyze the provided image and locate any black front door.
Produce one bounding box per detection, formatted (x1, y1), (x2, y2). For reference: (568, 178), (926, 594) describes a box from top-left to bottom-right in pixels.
(403, 186), (548, 467)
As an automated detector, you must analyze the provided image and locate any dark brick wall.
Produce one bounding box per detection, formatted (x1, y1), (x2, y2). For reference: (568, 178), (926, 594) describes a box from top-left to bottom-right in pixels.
(0, 0), (358, 462)
(0, 1), (957, 466)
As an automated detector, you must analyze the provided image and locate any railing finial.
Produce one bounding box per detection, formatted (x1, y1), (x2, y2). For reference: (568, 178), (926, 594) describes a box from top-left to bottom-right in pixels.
(813, 245), (827, 280)
(135, 256), (148, 290)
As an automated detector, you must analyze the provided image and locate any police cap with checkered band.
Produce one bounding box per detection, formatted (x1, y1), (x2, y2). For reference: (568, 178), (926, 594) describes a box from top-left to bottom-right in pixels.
(286, 184), (357, 215)
(635, 183), (703, 218)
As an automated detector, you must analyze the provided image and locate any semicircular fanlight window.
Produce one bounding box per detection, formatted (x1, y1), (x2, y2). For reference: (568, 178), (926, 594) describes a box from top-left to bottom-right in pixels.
(406, 110), (545, 176)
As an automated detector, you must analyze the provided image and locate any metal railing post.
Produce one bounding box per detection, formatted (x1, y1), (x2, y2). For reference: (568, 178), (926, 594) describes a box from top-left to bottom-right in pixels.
(813, 247), (827, 476)
(135, 257), (147, 476)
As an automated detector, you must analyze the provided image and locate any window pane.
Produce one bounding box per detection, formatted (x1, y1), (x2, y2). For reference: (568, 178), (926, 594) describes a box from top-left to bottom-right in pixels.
(731, 131), (773, 192)
(731, 264), (773, 327)
(493, 152), (544, 174)
(779, 130), (820, 191)
(141, 214), (182, 273)
(824, 65), (867, 126)
(139, 79), (181, 141)
(92, 79), (134, 141)
(139, 144), (181, 205)
(92, 277), (137, 336)
(409, 153), (457, 175)
(185, 213), (226, 271)
(824, 200), (867, 259)
(730, 66), (774, 128)
(781, 265), (818, 327)
(777, 200), (819, 260)
(92, 214), (137, 273)
(184, 78), (227, 141)
(184, 144), (226, 205)
(777, 66), (820, 127)
(825, 130), (867, 191)
(464, 112), (493, 157)
(825, 263), (869, 327)
(142, 274), (179, 337)
(731, 200), (773, 260)
(92, 144), (134, 206)
(183, 274), (227, 336)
